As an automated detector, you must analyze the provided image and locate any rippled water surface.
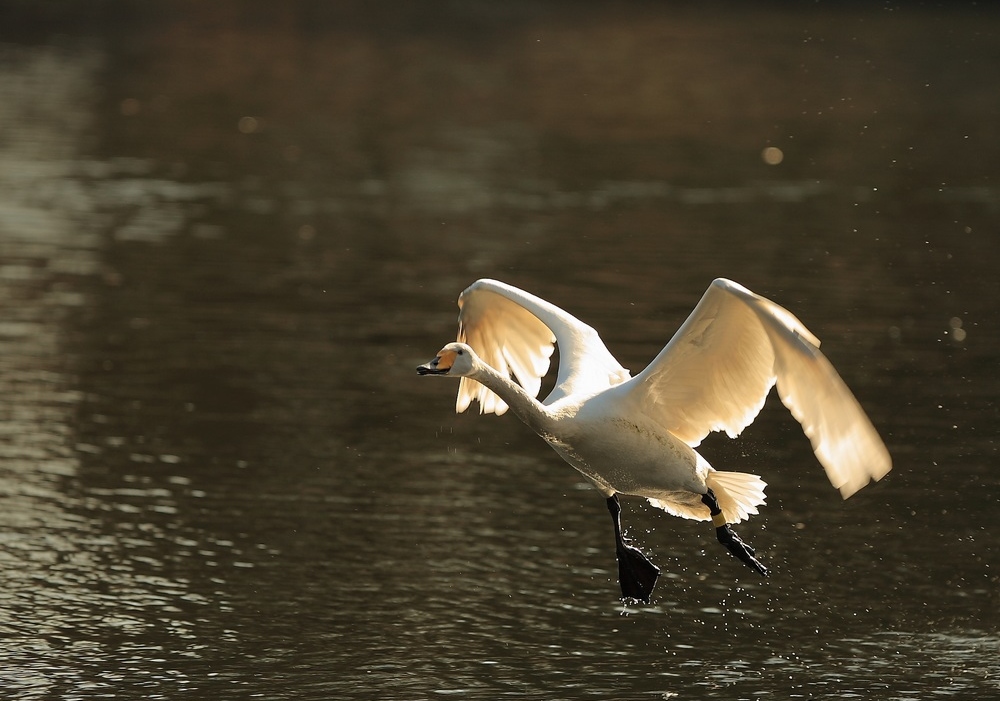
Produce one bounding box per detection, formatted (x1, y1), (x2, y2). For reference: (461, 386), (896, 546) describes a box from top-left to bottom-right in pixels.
(0, 3), (998, 698)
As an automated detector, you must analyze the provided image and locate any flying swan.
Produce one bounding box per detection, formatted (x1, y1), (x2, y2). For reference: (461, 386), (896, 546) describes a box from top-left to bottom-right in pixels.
(417, 278), (891, 602)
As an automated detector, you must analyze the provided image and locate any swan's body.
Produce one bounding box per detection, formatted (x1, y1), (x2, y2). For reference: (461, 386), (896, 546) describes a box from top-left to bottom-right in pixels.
(418, 278), (891, 601)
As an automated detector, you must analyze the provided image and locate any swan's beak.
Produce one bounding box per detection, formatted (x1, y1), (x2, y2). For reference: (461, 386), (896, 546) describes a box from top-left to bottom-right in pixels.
(417, 348), (456, 375)
(416, 360), (443, 375)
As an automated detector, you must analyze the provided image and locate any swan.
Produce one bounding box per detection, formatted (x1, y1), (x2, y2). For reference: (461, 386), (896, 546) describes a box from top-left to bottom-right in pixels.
(417, 278), (891, 602)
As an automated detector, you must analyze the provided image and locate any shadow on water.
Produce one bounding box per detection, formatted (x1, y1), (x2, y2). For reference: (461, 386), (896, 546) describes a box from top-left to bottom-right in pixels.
(0, 2), (998, 698)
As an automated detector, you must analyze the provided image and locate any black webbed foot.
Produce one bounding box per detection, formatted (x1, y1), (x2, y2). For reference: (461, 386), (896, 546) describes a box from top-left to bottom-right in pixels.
(715, 524), (768, 576)
(615, 538), (661, 603)
(607, 495), (660, 602)
(701, 489), (769, 577)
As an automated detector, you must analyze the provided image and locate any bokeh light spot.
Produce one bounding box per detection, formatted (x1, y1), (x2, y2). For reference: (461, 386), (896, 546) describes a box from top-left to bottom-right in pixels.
(762, 146), (784, 165)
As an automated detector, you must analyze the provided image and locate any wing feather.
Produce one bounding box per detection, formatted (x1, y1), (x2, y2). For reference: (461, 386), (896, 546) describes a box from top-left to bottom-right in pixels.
(626, 278), (891, 497)
(632, 280), (776, 444)
(454, 279), (629, 414)
(768, 323), (892, 497)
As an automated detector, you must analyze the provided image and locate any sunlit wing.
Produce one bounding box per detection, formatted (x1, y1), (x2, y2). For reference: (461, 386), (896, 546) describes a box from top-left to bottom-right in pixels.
(626, 278), (891, 497)
(455, 279), (630, 415)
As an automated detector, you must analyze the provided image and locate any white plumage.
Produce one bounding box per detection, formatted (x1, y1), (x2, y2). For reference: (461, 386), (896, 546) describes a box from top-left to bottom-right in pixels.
(417, 278), (891, 597)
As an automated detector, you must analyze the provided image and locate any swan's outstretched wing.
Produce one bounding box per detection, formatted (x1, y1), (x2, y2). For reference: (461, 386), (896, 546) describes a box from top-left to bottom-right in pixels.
(455, 279), (630, 415)
(627, 278), (891, 497)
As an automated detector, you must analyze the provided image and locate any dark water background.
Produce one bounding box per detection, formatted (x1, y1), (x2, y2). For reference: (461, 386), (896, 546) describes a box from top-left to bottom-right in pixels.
(0, 2), (997, 698)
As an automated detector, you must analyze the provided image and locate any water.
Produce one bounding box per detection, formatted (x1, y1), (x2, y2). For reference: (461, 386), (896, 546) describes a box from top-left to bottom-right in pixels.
(0, 3), (997, 698)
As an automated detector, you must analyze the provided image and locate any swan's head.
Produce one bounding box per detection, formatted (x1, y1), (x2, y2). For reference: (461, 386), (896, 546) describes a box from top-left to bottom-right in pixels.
(417, 342), (476, 377)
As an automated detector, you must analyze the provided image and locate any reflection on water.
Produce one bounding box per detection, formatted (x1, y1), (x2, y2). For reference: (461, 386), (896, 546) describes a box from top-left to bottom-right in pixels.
(0, 43), (257, 698)
(0, 44), (194, 697)
(0, 4), (999, 699)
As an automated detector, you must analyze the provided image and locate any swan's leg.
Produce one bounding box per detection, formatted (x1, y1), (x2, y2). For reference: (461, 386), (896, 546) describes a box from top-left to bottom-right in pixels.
(701, 489), (769, 577)
(606, 494), (660, 602)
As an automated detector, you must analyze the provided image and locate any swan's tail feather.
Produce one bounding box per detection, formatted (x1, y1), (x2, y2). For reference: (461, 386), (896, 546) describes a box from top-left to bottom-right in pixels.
(646, 496), (707, 521)
(706, 471), (767, 524)
(645, 471), (767, 523)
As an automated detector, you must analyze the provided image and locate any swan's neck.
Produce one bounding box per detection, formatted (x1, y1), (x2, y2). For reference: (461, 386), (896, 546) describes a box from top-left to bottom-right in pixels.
(470, 362), (555, 433)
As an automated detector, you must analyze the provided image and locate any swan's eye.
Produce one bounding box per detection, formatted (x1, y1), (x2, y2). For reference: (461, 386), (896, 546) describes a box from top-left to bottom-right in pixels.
(457, 349), (464, 355)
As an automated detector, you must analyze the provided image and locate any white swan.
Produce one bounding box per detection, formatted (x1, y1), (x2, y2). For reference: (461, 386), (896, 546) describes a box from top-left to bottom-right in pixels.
(417, 278), (891, 602)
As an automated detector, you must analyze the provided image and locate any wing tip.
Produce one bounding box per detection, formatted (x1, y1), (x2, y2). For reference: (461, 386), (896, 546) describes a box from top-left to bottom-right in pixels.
(835, 454), (893, 499)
